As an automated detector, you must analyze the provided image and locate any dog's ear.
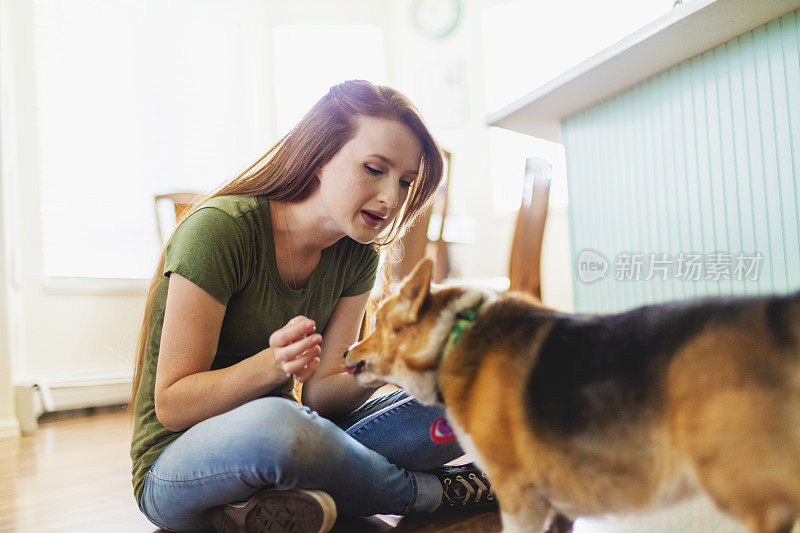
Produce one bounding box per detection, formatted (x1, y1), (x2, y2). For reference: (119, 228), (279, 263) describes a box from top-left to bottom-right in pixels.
(399, 258), (434, 321)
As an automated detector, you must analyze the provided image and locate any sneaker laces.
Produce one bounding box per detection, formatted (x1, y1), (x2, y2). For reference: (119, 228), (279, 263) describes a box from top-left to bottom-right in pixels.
(441, 471), (495, 506)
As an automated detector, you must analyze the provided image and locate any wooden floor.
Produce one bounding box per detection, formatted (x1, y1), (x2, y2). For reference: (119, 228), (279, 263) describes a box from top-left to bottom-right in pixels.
(0, 406), (500, 532)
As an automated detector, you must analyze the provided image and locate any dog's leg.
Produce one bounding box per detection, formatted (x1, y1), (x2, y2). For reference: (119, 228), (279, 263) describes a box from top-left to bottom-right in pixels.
(744, 512), (797, 533)
(500, 511), (544, 533)
(545, 513), (574, 533)
(498, 493), (554, 533)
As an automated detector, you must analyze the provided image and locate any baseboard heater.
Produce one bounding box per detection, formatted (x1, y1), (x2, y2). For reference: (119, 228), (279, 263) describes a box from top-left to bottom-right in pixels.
(14, 372), (132, 434)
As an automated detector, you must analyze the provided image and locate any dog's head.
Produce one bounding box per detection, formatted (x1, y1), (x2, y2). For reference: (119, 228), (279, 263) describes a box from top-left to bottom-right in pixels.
(343, 257), (471, 405)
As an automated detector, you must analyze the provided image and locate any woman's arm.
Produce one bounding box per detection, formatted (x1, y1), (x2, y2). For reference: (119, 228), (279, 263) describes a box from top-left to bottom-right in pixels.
(154, 273), (299, 432)
(300, 291), (381, 418)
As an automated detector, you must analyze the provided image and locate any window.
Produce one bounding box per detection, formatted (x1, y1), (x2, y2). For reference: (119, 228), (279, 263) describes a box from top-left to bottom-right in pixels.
(488, 128), (568, 214)
(35, 0), (271, 280)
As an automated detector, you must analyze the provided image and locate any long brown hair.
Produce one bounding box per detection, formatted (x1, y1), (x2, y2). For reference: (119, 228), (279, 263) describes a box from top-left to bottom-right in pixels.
(128, 80), (444, 413)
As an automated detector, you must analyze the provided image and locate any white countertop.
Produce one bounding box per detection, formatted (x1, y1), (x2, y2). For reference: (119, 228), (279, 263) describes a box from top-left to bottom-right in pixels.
(486, 0), (800, 141)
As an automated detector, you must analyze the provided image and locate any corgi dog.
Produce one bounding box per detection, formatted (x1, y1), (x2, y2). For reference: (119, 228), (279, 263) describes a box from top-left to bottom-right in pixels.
(343, 258), (800, 533)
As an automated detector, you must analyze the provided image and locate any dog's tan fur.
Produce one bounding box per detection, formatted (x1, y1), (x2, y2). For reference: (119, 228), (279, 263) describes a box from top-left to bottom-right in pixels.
(344, 258), (800, 533)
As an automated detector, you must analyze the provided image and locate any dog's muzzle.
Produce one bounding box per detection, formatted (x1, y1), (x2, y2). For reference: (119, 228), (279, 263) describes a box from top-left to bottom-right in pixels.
(343, 348), (366, 375)
(344, 360), (365, 375)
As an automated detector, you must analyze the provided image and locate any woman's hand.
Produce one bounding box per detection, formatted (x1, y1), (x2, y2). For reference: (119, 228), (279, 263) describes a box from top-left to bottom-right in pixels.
(270, 315), (322, 383)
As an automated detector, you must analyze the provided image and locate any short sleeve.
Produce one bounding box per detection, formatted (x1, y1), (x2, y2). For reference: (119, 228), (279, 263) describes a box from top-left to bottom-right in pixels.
(341, 245), (380, 297)
(163, 207), (248, 306)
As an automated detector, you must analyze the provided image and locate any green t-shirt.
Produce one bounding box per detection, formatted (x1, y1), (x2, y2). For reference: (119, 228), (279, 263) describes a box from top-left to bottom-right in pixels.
(130, 195), (379, 506)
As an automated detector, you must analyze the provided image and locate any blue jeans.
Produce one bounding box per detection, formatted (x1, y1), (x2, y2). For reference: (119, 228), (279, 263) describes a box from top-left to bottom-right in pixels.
(138, 390), (463, 531)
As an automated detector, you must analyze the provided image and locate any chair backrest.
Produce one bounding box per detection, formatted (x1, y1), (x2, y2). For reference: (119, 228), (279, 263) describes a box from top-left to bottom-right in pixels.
(508, 157), (551, 299)
(154, 192), (203, 246)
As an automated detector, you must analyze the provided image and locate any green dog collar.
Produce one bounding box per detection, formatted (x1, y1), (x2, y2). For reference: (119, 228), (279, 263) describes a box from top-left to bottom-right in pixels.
(435, 297), (487, 401)
(441, 306), (480, 361)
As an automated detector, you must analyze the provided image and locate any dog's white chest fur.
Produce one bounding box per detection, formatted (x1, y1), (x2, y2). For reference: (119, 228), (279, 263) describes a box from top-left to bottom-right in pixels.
(443, 407), (486, 473)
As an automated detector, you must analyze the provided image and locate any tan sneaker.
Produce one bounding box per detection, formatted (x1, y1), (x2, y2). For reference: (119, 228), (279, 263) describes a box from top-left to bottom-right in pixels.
(208, 489), (337, 533)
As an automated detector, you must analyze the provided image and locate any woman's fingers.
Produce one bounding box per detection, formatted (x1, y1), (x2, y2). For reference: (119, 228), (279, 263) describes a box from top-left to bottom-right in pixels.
(294, 357), (320, 384)
(275, 335), (321, 366)
(270, 316), (321, 380)
(286, 334), (321, 360)
(288, 317), (315, 338)
(284, 352), (320, 382)
(270, 317), (316, 348)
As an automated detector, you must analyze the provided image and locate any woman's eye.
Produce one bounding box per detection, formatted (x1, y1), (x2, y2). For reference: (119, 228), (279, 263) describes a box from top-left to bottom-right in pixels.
(364, 164), (382, 175)
(400, 180), (413, 188)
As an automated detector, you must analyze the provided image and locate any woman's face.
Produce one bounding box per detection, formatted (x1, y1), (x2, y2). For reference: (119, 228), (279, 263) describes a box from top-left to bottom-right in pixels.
(316, 116), (424, 244)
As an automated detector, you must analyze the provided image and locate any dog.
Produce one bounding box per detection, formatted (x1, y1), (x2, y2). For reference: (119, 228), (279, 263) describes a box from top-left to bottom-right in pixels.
(343, 257), (800, 533)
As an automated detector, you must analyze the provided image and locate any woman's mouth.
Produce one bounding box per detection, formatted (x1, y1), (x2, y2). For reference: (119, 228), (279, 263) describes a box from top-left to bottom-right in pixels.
(360, 210), (385, 228)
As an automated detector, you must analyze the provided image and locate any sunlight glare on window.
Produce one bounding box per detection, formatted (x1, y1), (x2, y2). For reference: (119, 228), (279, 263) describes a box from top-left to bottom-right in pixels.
(273, 25), (386, 136)
(488, 128), (568, 214)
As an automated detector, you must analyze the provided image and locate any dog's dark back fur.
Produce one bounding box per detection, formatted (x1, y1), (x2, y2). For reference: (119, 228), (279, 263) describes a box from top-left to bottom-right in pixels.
(523, 291), (800, 438)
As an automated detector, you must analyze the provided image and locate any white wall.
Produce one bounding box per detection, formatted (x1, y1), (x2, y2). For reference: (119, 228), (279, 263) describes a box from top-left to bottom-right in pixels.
(541, 206), (574, 312)
(1, 0), (23, 438)
(0, 167), (18, 437)
(0, 117), (18, 438)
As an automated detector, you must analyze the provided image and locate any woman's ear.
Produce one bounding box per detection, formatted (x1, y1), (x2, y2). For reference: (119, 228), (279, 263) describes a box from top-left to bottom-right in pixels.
(313, 159), (330, 181)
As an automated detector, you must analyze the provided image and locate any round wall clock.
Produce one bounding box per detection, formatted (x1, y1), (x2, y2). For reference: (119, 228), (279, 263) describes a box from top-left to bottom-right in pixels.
(412, 0), (462, 40)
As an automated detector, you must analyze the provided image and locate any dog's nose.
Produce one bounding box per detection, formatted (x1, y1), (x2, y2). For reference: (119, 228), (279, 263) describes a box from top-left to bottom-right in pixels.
(342, 349), (348, 359)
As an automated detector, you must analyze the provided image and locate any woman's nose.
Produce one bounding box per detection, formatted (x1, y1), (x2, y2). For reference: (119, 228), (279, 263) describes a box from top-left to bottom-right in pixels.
(377, 181), (400, 209)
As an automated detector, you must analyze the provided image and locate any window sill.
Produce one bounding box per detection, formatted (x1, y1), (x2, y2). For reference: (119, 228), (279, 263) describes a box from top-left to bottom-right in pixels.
(41, 277), (149, 296)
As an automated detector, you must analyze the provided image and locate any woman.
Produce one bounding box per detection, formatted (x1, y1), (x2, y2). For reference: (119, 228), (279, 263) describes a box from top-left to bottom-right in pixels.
(129, 80), (494, 533)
